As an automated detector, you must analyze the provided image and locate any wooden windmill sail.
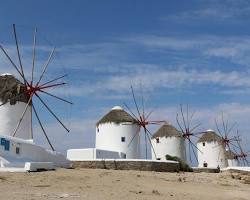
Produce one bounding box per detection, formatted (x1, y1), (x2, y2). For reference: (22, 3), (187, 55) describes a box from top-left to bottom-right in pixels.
(214, 112), (239, 152)
(176, 104), (203, 163)
(233, 131), (250, 166)
(0, 24), (72, 151)
(123, 85), (167, 159)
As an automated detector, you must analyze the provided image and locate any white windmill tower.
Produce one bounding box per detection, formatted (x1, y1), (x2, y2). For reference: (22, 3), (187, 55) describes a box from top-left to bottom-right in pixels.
(197, 129), (228, 168)
(0, 24), (72, 169)
(96, 106), (140, 159)
(225, 150), (239, 167)
(151, 124), (185, 161)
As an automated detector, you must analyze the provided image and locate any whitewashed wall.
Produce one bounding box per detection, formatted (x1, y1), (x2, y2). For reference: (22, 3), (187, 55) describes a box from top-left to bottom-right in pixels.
(0, 101), (32, 140)
(96, 122), (140, 159)
(151, 136), (186, 161)
(197, 141), (228, 168)
(67, 148), (126, 161)
(0, 134), (70, 168)
(228, 159), (239, 167)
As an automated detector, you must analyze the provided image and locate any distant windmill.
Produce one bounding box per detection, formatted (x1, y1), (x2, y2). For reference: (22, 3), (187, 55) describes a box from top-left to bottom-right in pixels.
(214, 112), (239, 152)
(233, 131), (250, 166)
(176, 104), (203, 163)
(0, 24), (72, 151)
(123, 85), (166, 159)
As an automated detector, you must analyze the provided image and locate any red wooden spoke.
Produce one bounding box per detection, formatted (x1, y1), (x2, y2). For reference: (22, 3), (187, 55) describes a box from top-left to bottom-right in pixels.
(13, 24), (25, 82)
(31, 27), (37, 84)
(39, 82), (66, 90)
(39, 90), (73, 105)
(127, 125), (141, 148)
(35, 92), (70, 132)
(0, 44), (27, 84)
(145, 129), (157, 159)
(33, 104), (55, 151)
(149, 120), (167, 124)
(40, 74), (67, 87)
(123, 102), (140, 121)
(36, 47), (56, 87)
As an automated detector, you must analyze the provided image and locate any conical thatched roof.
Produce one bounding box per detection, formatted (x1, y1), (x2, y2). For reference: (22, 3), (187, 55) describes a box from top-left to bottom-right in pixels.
(152, 124), (181, 139)
(96, 106), (137, 126)
(0, 74), (28, 104)
(197, 130), (222, 143)
(225, 150), (237, 160)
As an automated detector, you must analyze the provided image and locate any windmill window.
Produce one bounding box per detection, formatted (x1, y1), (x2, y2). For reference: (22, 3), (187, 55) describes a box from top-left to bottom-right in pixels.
(121, 137), (126, 142)
(203, 142), (205, 146)
(156, 138), (160, 143)
(157, 158), (161, 160)
(203, 162), (208, 167)
(16, 147), (20, 154)
(97, 128), (99, 133)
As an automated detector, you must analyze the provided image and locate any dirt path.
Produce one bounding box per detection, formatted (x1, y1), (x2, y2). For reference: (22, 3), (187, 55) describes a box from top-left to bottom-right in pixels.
(0, 168), (249, 200)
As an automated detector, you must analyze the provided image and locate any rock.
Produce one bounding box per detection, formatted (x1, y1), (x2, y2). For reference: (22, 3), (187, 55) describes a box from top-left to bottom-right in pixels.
(152, 190), (160, 195)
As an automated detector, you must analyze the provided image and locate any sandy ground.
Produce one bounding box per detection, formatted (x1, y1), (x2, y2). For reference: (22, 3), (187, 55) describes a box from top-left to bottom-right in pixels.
(0, 168), (249, 200)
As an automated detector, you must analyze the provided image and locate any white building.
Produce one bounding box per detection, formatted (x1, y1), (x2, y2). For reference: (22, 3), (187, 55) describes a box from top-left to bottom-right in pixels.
(0, 134), (70, 169)
(0, 74), (32, 140)
(226, 150), (239, 167)
(95, 106), (140, 159)
(197, 129), (228, 168)
(67, 148), (126, 161)
(151, 124), (186, 161)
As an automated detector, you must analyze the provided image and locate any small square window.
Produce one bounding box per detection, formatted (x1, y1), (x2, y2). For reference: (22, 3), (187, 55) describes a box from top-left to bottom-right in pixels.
(203, 142), (205, 146)
(121, 137), (126, 142)
(157, 158), (161, 160)
(16, 147), (20, 154)
(156, 138), (160, 143)
(203, 162), (208, 167)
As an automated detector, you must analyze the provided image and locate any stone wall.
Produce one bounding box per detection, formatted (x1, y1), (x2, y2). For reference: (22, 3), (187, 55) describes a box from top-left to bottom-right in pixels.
(72, 160), (180, 172)
(193, 167), (220, 173)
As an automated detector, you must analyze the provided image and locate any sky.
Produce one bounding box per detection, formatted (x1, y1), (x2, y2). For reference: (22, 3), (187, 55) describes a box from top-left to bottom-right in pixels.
(0, 0), (249, 160)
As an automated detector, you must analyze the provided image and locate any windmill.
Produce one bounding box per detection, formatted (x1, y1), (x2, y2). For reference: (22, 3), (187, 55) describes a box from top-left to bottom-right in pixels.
(233, 131), (250, 166)
(176, 104), (203, 163)
(0, 24), (72, 151)
(123, 85), (167, 159)
(214, 112), (239, 152)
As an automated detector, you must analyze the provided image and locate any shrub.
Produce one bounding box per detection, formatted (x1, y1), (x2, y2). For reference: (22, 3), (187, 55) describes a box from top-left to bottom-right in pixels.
(165, 154), (193, 172)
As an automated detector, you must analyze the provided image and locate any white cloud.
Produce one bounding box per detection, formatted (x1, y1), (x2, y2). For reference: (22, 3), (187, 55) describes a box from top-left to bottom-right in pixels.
(124, 35), (212, 50)
(103, 69), (250, 92)
(46, 68), (250, 101)
(162, 0), (250, 21)
(124, 35), (250, 66)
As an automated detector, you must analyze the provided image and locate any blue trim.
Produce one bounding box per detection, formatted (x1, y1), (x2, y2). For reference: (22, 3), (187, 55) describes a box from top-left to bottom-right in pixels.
(1, 138), (5, 145)
(0, 138), (10, 151)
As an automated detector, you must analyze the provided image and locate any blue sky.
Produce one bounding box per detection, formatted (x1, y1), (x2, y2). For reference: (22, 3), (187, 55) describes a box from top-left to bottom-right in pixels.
(0, 0), (250, 159)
